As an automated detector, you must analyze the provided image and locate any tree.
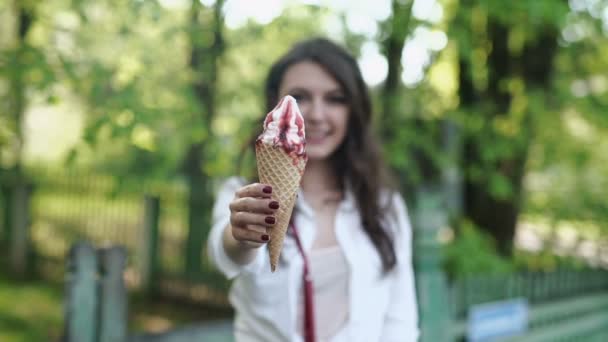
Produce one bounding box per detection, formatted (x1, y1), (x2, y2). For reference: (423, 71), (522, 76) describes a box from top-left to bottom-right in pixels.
(1, 0), (38, 180)
(379, 0), (415, 193)
(183, 0), (225, 276)
(379, 0), (448, 202)
(451, 0), (568, 254)
(378, 0), (604, 256)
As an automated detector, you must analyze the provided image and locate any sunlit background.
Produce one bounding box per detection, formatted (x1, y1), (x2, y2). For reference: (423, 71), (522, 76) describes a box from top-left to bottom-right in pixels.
(1, 0), (608, 340)
(20, 0), (455, 162)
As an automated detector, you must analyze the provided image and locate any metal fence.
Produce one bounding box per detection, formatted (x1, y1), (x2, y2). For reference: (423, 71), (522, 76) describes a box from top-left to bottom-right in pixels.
(414, 191), (608, 341)
(2, 169), (229, 306)
(3, 171), (608, 340)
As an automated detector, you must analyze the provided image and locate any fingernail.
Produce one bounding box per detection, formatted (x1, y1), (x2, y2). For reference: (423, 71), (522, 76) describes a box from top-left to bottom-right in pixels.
(261, 234), (269, 241)
(265, 216), (276, 224)
(269, 201), (280, 209)
(263, 186), (272, 194)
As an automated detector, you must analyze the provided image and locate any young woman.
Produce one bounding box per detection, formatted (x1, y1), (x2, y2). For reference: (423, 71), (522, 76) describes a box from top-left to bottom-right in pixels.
(207, 38), (418, 342)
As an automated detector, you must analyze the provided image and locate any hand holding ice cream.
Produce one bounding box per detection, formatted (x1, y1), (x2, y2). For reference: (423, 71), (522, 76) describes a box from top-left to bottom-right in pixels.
(256, 95), (307, 271)
(224, 95), (306, 272)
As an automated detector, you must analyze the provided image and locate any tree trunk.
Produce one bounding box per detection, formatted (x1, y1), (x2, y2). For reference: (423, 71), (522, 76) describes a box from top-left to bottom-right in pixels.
(9, 0), (33, 176)
(459, 18), (558, 255)
(184, 0), (225, 276)
(381, 0), (413, 137)
(380, 0), (417, 195)
(0, 0), (34, 276)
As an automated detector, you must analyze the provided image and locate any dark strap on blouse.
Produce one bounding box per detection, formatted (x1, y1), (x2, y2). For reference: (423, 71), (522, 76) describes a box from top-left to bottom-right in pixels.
(290, 222), (315, 342)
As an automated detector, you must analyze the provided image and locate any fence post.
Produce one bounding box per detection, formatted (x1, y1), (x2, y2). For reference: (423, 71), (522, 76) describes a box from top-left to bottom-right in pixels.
(413, 186), (452, 342)
(65, 242), (98, 342)
(10, 182), (32, 276)
(442, 119), (463, 218)
(139, 195), (160, 295)
(99, 246), (128, 342)
(0, 184), (12, 246)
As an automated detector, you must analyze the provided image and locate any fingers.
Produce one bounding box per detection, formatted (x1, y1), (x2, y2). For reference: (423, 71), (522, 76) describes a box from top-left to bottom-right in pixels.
(230, 197), (280, 215)
(235, 183), (273, 199)
(231, 224), (270, 245)
(231, 211), (276, 230)
(229, 183), (279, 246)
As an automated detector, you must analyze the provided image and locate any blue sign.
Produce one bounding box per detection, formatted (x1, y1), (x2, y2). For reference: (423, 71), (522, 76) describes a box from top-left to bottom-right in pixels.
(467, 298), (529, 342)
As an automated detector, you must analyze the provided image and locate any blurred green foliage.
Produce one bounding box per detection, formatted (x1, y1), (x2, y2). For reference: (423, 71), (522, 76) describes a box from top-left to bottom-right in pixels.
(1, 2), (607, 338)
(512, 249), (588, 273)
(443, 220), (514, 278)
(0, 0), (607, 274)
(443, 220), (592, 278)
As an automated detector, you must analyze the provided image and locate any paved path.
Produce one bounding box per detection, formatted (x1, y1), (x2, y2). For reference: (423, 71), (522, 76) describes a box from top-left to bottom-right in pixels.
(131, 320), (234, 342)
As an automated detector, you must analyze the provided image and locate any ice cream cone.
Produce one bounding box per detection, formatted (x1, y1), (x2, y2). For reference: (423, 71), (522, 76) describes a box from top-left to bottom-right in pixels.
(256, 143), (306, 272)
(255, 95), (307, 272)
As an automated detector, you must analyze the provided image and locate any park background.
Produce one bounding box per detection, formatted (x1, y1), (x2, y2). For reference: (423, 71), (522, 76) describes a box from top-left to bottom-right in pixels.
(1, 0), (608, 341)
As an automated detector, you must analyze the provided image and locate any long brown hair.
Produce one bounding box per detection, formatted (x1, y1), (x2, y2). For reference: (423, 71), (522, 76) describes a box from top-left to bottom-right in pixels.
(246, 38), (397, 272)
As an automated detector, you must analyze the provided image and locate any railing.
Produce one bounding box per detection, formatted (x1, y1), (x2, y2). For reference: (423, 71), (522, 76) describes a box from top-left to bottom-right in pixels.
(3, 171), (608, 340)
(1, 169), (230, 305)
(447, 272), (608, 341)
(414, 190), (608, 341)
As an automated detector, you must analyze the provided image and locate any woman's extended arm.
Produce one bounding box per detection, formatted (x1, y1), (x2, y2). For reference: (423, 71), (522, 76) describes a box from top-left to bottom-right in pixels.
(221, 223), (260, 265)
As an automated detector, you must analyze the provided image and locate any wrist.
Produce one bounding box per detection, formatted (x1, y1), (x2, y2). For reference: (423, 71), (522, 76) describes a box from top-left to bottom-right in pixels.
(223, 224), (263, 265)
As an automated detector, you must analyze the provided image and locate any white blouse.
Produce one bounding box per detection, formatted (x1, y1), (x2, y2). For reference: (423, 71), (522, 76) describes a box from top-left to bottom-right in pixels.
(207, 177), (419, 342)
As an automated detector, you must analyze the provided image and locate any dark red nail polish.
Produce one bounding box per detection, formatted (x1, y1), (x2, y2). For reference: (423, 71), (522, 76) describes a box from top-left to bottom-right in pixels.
(261, 234), (269, 241)
(263, 186), (272, 194)
(265, 216), (276, 224)
(269, 201), (280, 209)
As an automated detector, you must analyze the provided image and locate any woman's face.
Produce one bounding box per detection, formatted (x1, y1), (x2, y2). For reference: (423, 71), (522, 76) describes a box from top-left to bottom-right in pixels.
(278, 61), (350, 162)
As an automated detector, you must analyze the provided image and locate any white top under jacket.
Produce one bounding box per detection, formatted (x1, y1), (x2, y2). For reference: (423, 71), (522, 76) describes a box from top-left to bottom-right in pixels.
(207, 177), (419, 342)
(296, 245), (349, 341)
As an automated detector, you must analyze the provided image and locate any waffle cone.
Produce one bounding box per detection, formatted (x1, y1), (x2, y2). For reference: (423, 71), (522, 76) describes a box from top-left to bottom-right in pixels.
(256, 143), (306, 272)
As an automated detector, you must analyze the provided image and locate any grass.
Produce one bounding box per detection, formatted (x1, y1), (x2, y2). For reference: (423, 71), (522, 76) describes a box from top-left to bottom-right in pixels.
(0, 272), (63, 342)
(0, 265), (232, 342)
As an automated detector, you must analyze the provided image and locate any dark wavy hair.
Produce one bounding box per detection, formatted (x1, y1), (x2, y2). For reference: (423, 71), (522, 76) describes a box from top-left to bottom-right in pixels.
(245, 38), (397, 273)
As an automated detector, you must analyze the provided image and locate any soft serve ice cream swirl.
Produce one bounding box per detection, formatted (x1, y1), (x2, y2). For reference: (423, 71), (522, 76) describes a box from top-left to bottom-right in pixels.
(257, 95), (306, 158)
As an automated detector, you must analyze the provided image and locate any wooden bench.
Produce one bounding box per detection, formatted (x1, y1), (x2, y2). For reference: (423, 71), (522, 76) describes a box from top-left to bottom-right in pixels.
(64, 242), (234, 342)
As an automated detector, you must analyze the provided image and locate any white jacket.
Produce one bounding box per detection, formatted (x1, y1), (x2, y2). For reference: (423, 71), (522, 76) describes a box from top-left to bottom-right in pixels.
(207, 177), (419, 342)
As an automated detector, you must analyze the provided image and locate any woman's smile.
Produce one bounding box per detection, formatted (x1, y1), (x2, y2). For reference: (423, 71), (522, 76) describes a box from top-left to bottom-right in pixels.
(306, 129), (331, 144)
(278, 61), (350, 161)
